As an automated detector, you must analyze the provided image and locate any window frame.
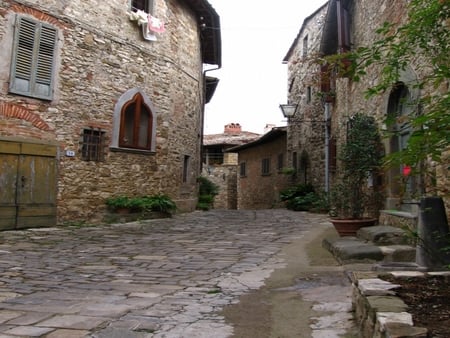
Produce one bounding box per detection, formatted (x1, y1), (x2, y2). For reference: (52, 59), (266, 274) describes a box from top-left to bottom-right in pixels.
(119, 93), (153, 150)
(111, 88), (158, 154)
(277, 153), (284, 172)
(81, 128), (107, 162)
(131, 0), (154, 13)
(9, 16), (57, 101)
(239, 162), (246, 177)
(261, 158), (271, 176)
(182, 155), (190, 183)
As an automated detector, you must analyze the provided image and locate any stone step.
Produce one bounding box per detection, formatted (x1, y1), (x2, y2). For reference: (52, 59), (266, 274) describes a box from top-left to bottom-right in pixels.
(357, 225), (412, 246)
(322, 237), (416, 265)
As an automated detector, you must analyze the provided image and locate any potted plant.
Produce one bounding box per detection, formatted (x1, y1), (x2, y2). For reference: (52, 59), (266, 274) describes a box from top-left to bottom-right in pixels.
(329, 113), (383, 236)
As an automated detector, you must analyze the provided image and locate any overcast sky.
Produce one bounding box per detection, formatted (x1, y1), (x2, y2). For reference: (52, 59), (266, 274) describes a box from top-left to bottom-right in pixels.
(204, 0), (328, 135)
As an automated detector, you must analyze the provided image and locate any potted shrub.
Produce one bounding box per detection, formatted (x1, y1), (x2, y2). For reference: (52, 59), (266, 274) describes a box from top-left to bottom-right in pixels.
(329, 113), (383, 236)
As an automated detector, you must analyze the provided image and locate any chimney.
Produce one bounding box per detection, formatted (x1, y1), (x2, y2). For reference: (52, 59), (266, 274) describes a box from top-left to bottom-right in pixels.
(224, 123), (242, 134)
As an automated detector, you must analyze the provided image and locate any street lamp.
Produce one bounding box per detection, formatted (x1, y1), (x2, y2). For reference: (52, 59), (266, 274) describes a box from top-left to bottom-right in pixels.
(279, 103), (298, 119)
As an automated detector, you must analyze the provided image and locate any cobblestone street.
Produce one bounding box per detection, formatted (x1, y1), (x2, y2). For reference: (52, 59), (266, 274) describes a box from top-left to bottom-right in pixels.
(0, 210), (353, 337)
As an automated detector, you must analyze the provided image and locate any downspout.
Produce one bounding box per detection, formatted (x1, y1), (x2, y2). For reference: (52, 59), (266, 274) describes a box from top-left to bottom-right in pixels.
(200, 65), (221, 173)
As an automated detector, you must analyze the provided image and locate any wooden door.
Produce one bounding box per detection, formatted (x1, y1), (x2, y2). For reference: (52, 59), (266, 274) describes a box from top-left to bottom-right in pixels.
(0, 140), (57, 230)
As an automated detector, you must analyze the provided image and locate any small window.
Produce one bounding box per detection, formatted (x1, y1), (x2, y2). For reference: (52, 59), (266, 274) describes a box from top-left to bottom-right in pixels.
(81, 128), (106, 162)
(131, 0), (154, 13)
(277, 153), (284, 172)
(119, 93), (153, 150)
(10, 16), (57, 100)
(306, 86), (312, 104)
(240, 162), (246, 177)
(292, 152), (298, 173)
(261, 158), (270, 176)
(182, 155), (190, 183)
(303, 35), (308, 57)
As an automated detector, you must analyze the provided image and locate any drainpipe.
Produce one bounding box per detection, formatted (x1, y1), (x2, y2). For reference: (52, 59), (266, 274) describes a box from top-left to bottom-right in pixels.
(200, 66), (221, 173)
(324, 103), (331, 193)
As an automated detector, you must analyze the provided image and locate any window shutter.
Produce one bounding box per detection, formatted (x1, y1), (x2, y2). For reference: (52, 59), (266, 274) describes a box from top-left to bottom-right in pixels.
(10, 16), (57, 100)
(35, 25), (56, 96)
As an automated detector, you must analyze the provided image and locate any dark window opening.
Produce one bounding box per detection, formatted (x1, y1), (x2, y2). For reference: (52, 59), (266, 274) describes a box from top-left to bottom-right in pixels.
(81, 128), (106, 161)
(182, 155), (190, 183)
(131, 0), (153, 13)
(240, 162), (246, 177)
(292, 152), (298, 174)
(303, 35), (309, 57)
(306, 86), (312, 104)
(277, 153), (284, 172)
(261, 158), (270, 176)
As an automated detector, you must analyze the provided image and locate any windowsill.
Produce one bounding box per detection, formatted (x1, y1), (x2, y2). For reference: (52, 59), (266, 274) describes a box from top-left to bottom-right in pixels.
(110, 147), (156, 155)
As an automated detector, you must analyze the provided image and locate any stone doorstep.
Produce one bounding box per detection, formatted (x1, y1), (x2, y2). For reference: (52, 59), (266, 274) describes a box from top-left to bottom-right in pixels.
(357, 225), (412, 246)
(323, 225), (417, 265)
(352, 275), (428, 338)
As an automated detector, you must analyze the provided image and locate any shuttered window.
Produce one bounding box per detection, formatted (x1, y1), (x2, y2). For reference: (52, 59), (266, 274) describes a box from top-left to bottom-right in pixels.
(10, 16), (57, 100)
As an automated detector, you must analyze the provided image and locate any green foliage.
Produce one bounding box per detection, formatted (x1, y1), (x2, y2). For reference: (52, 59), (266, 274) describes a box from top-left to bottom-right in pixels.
(197, 176), (219, 196)
(196, 176), (219, 211)
(345, 0), (450, 174)
(330, 113), (383, 219)
(280, 183), (315, 201)
(280, 167), (296, 176)
(106, 194), (176, 214)
(280, 184), (329, 212)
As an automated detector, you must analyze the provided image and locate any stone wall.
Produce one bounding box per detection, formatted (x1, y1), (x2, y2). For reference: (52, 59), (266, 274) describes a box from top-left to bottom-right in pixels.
(335, 0), (449, 217)
(237, 136), (290, 210)
(0, 0), (205, 223)
(202, 165), (237, 210)
(286, 0), (449, 218)
(284, 4), (329, 192)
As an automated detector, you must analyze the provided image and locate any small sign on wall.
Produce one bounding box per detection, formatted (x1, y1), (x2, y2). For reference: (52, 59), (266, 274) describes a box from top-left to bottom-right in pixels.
(65, 150), (75, 157)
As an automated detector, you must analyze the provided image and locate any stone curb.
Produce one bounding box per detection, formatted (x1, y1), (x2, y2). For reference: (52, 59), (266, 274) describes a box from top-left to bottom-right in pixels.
(348, 271), (450, 337)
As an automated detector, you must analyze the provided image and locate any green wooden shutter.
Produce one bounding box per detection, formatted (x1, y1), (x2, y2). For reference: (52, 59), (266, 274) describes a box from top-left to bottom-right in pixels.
(10, 16), (57, 100)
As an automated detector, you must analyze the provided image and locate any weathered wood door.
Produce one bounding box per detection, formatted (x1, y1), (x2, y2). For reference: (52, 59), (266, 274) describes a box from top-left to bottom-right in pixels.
(0, 140), (57, 230)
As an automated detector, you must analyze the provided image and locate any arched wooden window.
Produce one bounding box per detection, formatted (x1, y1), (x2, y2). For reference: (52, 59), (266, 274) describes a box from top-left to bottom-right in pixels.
(119, 93), (153, 150)
(112, 88), (157, 153)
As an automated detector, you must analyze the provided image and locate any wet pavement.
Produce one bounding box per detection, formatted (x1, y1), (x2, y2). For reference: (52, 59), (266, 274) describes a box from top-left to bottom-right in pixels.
(0, 209), (355, 337)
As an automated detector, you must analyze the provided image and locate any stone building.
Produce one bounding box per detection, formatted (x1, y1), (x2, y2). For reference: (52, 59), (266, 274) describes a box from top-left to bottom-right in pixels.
(284, 0), (449, 219)
(202, 123), (260, 209)
(227, 127), (289, 210)
(0, 0), (221, 229)
(282, 3), (331, 192)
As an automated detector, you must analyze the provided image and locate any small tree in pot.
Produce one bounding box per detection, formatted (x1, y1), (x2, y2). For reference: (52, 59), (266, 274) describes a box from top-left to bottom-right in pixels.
(330, 113), (384, 236)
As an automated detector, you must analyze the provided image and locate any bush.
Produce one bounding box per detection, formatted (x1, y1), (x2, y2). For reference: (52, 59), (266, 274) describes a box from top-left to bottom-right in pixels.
(280, 183), (315, 202)
(197, 177), (219, 210)
(106, 194), (177, 214)
(280, 184), (329, 213)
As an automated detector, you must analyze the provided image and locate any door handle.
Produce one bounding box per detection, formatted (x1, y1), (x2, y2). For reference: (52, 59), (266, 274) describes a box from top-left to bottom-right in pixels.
(21, 175), (26, 188)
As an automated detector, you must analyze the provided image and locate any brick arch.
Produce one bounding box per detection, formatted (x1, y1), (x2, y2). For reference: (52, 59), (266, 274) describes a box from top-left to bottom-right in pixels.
(0, 102), (52, 131)
(11, 4), (66, 29)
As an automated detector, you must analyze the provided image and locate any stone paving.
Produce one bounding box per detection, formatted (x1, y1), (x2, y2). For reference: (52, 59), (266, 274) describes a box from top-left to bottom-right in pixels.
(0, 209), (348, 337)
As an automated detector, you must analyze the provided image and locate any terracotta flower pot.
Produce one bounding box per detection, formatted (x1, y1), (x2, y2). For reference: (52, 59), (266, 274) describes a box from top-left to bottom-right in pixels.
(329, 218), (377, 237)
